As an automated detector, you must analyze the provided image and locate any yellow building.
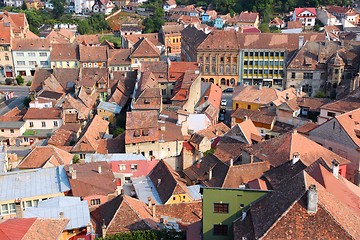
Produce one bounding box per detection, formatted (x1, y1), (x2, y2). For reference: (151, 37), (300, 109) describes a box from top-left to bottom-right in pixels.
(196, 30), (239, 88)
(161, 24), (184, 54)
(97, 101), (121, 126)
(129, 37), (161, 70)
(50, 43), (79, 69)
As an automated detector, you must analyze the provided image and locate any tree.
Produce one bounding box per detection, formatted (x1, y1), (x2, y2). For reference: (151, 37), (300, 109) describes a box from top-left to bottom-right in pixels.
(51, 0), (65, 19)
(72, 154), (80, 164)
(16, 75), (24, 85)
(77, 19), (91, 34)
(21, 1), (27, 10)
(259, 23), (270, 33)
(113, 127), (124, 137)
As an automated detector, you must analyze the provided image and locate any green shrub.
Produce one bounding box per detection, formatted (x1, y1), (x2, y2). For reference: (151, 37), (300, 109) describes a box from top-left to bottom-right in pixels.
(16, 75), (24, 85)
(72, 154), (80, 164)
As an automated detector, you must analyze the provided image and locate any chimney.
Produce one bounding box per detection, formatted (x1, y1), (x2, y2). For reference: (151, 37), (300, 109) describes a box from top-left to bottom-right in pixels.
(258, 83), (262, 90)
(98, 166), (102, 174)
(307, 185), (318, 214)
(250, 154), (254, 163)
(243, 115), (248, 121)
(71, 169), (77, 179)
(292, 152), (300, 165)
(157, 178), (161, 187)
(34, 97), (39, 108)
(209, 168), (212, 180)
(15, 199), (23, 218)
(293, 129), (297, 134)
(152, 201), (156, 217)
(286, 92), (289, 100)
(59, 212), (64, 218)
(230, 158), (233, 166)
(147, 196), (152, 207)
(332, 159), (340, 179)
(298, 36), (304, 49)
(356, 33), (360, 42)
(109, 71), (114, 80)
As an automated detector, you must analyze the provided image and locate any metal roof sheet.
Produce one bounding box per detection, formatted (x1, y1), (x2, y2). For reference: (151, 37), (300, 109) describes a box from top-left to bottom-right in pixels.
(187, 185), (202, 201)
(0, 121), (25, 129)
(132, 176), (162, 205)
(24, 196), (90, 230)
(0, 166), (70, 202)
(97, 101), (121, 114)
(85, 153), (147, 163)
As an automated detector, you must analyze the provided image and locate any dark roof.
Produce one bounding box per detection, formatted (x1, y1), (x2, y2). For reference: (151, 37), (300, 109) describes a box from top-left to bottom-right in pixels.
(231, 108), (276, 125)
(183, 154), (220, 182)
(149, 160), (190, 204)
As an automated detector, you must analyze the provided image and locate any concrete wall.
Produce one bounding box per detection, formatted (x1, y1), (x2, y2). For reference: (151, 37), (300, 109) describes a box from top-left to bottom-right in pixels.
(12, 50), (51, 76)
(25, 119), (63, 130)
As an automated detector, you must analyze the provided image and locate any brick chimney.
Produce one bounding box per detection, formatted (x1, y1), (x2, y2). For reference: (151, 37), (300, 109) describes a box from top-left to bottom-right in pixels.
(152, 200), (156, 217)
(101, 222), (107, 238)
(208, 168), (212, 180)
(307, 185), (318, 214)
(332, 159), (340, 179)
(98, 166), (102, 174)
(230, 158), (233, 166)
(250, 154), (254, 163)
(147, 196), (152, 207)
(15, 199), (23, 218)
(71, 169), (77, 179)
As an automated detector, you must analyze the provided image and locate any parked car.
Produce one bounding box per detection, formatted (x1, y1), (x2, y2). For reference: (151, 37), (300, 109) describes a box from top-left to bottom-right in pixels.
(223, 88), (234, 93)
(221, 99), (227, 106)
(219, 113), (225, 122)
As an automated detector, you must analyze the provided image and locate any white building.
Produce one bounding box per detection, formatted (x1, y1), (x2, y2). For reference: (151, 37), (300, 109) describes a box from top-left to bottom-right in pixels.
(292, 7), (317, 27)
(75, 0), (95, 14)
(12, 39), (51, 77)
(3, 0), (22, 7)
(92, 0), (115, 15)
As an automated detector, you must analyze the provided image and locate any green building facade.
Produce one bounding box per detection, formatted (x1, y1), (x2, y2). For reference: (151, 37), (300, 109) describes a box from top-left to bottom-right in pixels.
(202, 187), (268, 240)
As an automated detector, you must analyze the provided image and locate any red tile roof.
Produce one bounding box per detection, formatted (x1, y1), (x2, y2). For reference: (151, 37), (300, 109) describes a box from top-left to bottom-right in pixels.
(18, 146), (73, 169)
(64, 161), (117, 197)
(12, 38), (51, 51)
(294, 7), (316, 16)
(23, 108), (62, 120)
(130, 37), (160, 58)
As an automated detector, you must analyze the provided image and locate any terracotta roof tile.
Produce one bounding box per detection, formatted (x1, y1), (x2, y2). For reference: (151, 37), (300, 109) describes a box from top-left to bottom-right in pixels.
(124, 33), (163, 47)
(18, 146), (73, 169)
(125, 110), (159, 144)
(64, 161), (117, 197)
(156, 201), (202, 225)
(108, 48), (131, 66)
(334, 108), (360, 147)
(50, 43), (79, 61)
(76, 34), (100, 45)
(130, 37), (160, 58)
(12, 38), (51, 51)
(23, 108), (62, 120)
(79, 45), (107, 62)
(231, 108), (276, 125)
(194, 122), (229, 140)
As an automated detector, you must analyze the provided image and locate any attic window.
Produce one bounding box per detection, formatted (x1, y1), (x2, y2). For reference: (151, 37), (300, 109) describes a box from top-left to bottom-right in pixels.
(355, 129), (360, 138)
(133, 130), (141, 137)
(159, 74), (164, 78)
(170, 74), (175, 78)
(142, 129), (149, 136)
(144, 99), (150, 104)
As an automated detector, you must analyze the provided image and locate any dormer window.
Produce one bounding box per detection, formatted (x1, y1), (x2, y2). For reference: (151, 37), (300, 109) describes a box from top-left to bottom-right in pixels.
(133, 130), (140, 137)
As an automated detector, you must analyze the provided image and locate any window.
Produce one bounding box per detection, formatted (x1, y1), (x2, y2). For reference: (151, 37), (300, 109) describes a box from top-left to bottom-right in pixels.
(1, 204), (9, 215)
(213, 224), (228, 236)
(66, 61), (70, 67)
(39, 52), (47, 56)
(149, 150), (153, 156)
(213, 203), (229, 213)
(5, 56), (9, 61)
(41, 121), (46, 127)
(53, 121), (58, 127)
(327, 111), (336, 118)
(10, 129), (14, 133)
(1, 129), (3, 132)
(80, 153), (86, 159)
(16, 52), (24, 57)
(131, 164), (138, 171)
(29, 122), (34, 127)
(25, 201), (32, 208)
(17, 61), (25, 65)
(90, 199), (101, 205)
(9, 203), (16, 214)
(28, 52), (35, 56)
(40, 61), (49, 65)
(303, 72), (313, 79)
(302, 84), (312, 95)
(119, 164), (126, 171)
(247, 105), (251, 110)
(29, 61), (36, 65)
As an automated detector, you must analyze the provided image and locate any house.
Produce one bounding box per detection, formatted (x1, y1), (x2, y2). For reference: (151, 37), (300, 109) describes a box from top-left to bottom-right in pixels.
(292, 7), (317, 28)
(12, 38), (51, 76)
(242, 130), (351, 178)
(308, 108), (360, 185)
(62, 94), (91, 125)
(24, 196), (91, 239)
(0, 166), (70, 219)
(64, 161), (118, 207)
(85, 153), (158, 186)
(0, 108), (26, 146)
(234, 164), (360, 239)
(202, 187), (268, 240)
(75, 0), (95, 14)
(0, 218), (69, 239)
(76, 34), (101, 46)
(97, 101), (121, 126)
(268, 17), (285, 29)
(79, 45), (108, 68)
(224, 117), (263, 144)
(22, 108), (63, 145)
(233, 11), (259, 28)
(92, 0), (115, 15)
(281, 20), (303, 33)
(163, 0), (176, 12)
(91, 195), (157, 237)
(119, 23), (142, 38)
(50, 43), (79, 68)
(108, 48), (132, 71)
(148, 160), (192, 204)
(181, 25), (207, 62)
(160, 24), (184, 54)
(286, 41), (360, 98)
(46, 28), (76, 44)
(17, 145), (73, 169)
(107, 71), (137, 110)
(327, 5), (359, 25)
(129, 37), (161, 69)
(195, 83), (222, 124)
(316, 8), (341, 26)
(125, 110), (184, 160)
(71, 115), (109, 160)
(122, 33), (164, 53)
(47, 123), (81, 150)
